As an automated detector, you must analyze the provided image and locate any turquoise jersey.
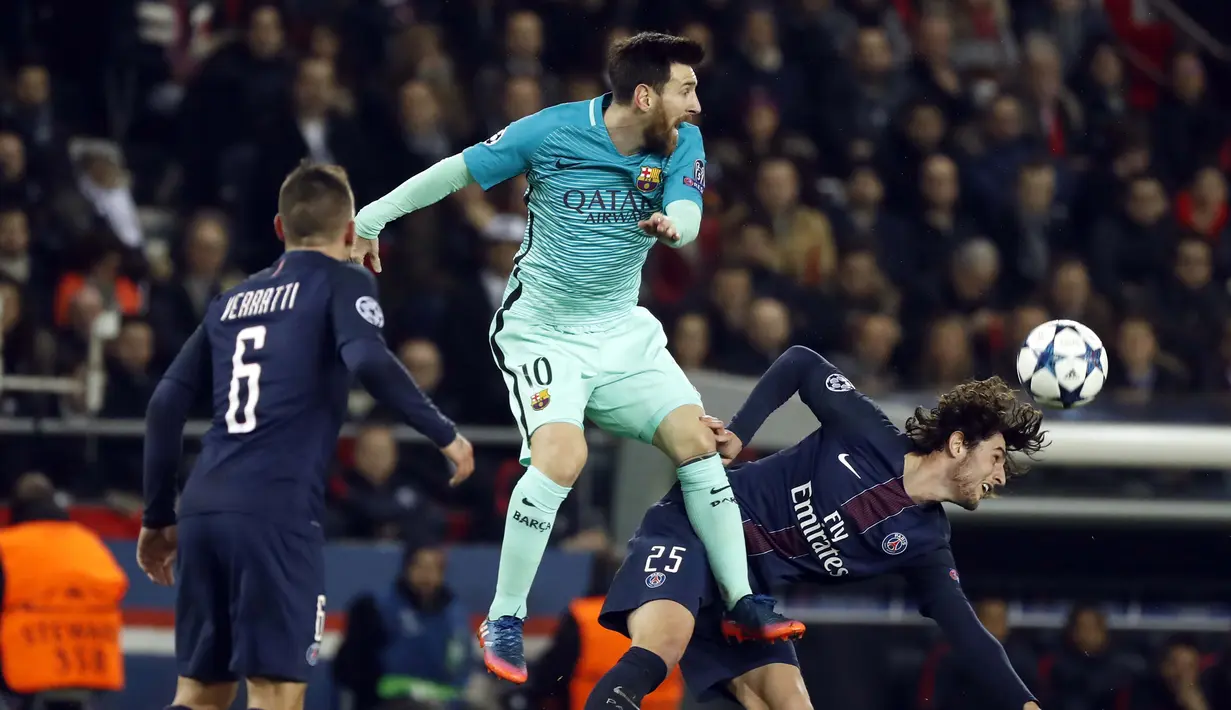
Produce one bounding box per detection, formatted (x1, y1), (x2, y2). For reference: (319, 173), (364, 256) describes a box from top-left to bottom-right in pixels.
(462, 94), (707, 327)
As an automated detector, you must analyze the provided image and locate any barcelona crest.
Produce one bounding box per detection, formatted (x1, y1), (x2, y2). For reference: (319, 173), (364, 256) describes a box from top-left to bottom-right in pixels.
(530, 389), (551, 411)
(635, 165), (663, 192)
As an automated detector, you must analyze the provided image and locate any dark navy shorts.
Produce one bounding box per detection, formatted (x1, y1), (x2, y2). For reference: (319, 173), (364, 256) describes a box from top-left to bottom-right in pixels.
(599, 495), (799, 701)
(175, 513), (326, 683)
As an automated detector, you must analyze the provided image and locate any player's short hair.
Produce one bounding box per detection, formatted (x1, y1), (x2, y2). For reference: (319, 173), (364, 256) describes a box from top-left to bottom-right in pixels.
(277, 161), (354, 245)
(904, 376), (1045, 476)
(607, 32), (705, 103)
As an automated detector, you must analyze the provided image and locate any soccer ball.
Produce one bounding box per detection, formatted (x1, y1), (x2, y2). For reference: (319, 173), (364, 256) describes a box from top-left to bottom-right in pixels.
(1016, 319), (1108, 408)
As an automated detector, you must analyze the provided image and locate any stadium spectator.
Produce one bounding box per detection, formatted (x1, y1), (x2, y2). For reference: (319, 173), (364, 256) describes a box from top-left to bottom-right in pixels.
(1039, 605), (1133, 710)
(1019, 34), (1084, 158)
(908, 13), (969, 120)
(328, 424), (447, 543)
(919, 314), (976, 390)
(670, 311), (712, 373)
(1154, 236), (1228, 369)
(1126, 636), (1213, 710)
(1043, 258), (1115, 342)
(1089, 174), (1175, 309)
(997, 158), (1070, 294)
(747, 157), (837, 288)
(1013, 0), (1111, 71)
(1108, 315), (1192, 402)
(1174, 166), (1230, 255)
(831, 311), (903, 396)
(1153, 50), (1224, 187)
(72, 140), (143, 250)
(147, 210), (230, 369)
(1072, 40), (1131, 160)
(334, 542), (475, 710)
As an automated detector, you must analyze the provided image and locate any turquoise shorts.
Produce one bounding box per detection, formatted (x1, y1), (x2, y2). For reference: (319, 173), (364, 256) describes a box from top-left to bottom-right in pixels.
(489, 306), (703, 465)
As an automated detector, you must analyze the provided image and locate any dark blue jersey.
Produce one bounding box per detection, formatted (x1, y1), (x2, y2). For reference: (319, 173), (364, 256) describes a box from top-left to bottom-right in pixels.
(142, 250), (456, 532)
(724, 346), (1035, 708)
(727, 367), (948, 589)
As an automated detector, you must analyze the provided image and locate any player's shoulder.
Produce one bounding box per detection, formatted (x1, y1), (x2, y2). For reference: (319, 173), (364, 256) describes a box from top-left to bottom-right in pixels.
(502, 100), (590, 141)
(677, 120), (703, 144)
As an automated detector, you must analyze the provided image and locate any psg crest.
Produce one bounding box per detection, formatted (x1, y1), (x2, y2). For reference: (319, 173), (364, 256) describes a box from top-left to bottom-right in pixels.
(636, 165), (663, 192)
(645, 572), (666, 588)
(881, 532), (908, 555)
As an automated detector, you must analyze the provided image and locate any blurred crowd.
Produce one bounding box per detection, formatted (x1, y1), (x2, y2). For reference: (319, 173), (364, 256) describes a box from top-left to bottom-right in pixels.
(1, 0), (1230, 515)
(919, 600), (1231, 710)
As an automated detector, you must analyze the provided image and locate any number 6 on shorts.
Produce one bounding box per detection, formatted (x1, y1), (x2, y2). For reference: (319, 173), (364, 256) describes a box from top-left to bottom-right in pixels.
(314, 595), (326, 643)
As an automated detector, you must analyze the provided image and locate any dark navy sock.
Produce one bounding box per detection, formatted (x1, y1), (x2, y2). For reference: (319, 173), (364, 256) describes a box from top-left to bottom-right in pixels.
(583, 646), (670, 710)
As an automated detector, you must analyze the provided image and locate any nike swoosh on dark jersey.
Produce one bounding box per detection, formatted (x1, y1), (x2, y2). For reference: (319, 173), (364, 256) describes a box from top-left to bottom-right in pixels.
(710, 485), (732, 495)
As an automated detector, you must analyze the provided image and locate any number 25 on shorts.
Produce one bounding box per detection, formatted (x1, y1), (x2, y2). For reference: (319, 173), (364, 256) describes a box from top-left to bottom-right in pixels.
(645, 545), (685, 574)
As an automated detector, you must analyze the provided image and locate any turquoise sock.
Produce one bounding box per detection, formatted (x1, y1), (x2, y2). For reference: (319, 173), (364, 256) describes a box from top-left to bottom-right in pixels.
(489, 466), (571, 619)
(677, 454), (753, 609)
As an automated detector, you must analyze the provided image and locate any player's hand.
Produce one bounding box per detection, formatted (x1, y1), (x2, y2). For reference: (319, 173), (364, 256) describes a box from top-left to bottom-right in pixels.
(638, 212), (679, 244)
(349, 235), (382, 274)
(441, 433), (475, 487)
(137, 526), (178, 586)
(701, 415), (743, 465)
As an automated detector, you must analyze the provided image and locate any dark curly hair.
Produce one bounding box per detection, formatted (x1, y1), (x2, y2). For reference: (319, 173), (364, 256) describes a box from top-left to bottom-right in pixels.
(904, 376), (1047, 476)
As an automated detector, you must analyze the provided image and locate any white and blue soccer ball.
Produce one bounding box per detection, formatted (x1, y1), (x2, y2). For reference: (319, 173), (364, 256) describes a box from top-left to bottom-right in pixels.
(1016, 319), (1108, 408)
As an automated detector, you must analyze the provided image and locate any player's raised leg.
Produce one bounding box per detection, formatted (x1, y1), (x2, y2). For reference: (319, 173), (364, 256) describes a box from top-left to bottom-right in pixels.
(584, 600), (694, 709)
(588, 308), (802, 641)
(165, 677), (238, 710)
(480, 422), (578, 683)
(728, 663), (814, 710)
(482, 314), (588, 683)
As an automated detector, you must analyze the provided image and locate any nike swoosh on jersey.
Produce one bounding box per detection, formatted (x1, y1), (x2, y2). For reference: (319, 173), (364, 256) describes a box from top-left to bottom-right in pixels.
(837, 453), (861, 479)
(555, 158), (582, 170)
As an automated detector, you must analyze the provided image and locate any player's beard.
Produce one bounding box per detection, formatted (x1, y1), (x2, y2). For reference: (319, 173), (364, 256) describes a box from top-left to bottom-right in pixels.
(951, 457), (984, 511)
(643, 103), (680, 156)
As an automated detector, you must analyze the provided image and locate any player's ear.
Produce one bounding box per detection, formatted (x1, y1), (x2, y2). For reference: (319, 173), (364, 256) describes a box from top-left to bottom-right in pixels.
(273, 215), (286, 243)
(947, 431), (966, 458)
(635, 84), (653, 112)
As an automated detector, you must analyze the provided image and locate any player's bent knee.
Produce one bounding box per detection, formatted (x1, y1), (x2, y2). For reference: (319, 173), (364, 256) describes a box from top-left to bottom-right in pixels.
(529, 422), (588, 484)
(653, 405), (717, 464)
(171, 677), (238, 710)
(627, 599), (695, 668)
(730, 664), (812, 710)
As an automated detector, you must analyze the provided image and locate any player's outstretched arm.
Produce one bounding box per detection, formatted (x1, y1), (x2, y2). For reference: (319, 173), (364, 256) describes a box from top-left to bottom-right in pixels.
(353, 111), (558, 246)
(330, 264), (474, 485)
(353, 154), (476, 241)
(727, 345), (894, 446)
(905, 552), (1039, 710)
